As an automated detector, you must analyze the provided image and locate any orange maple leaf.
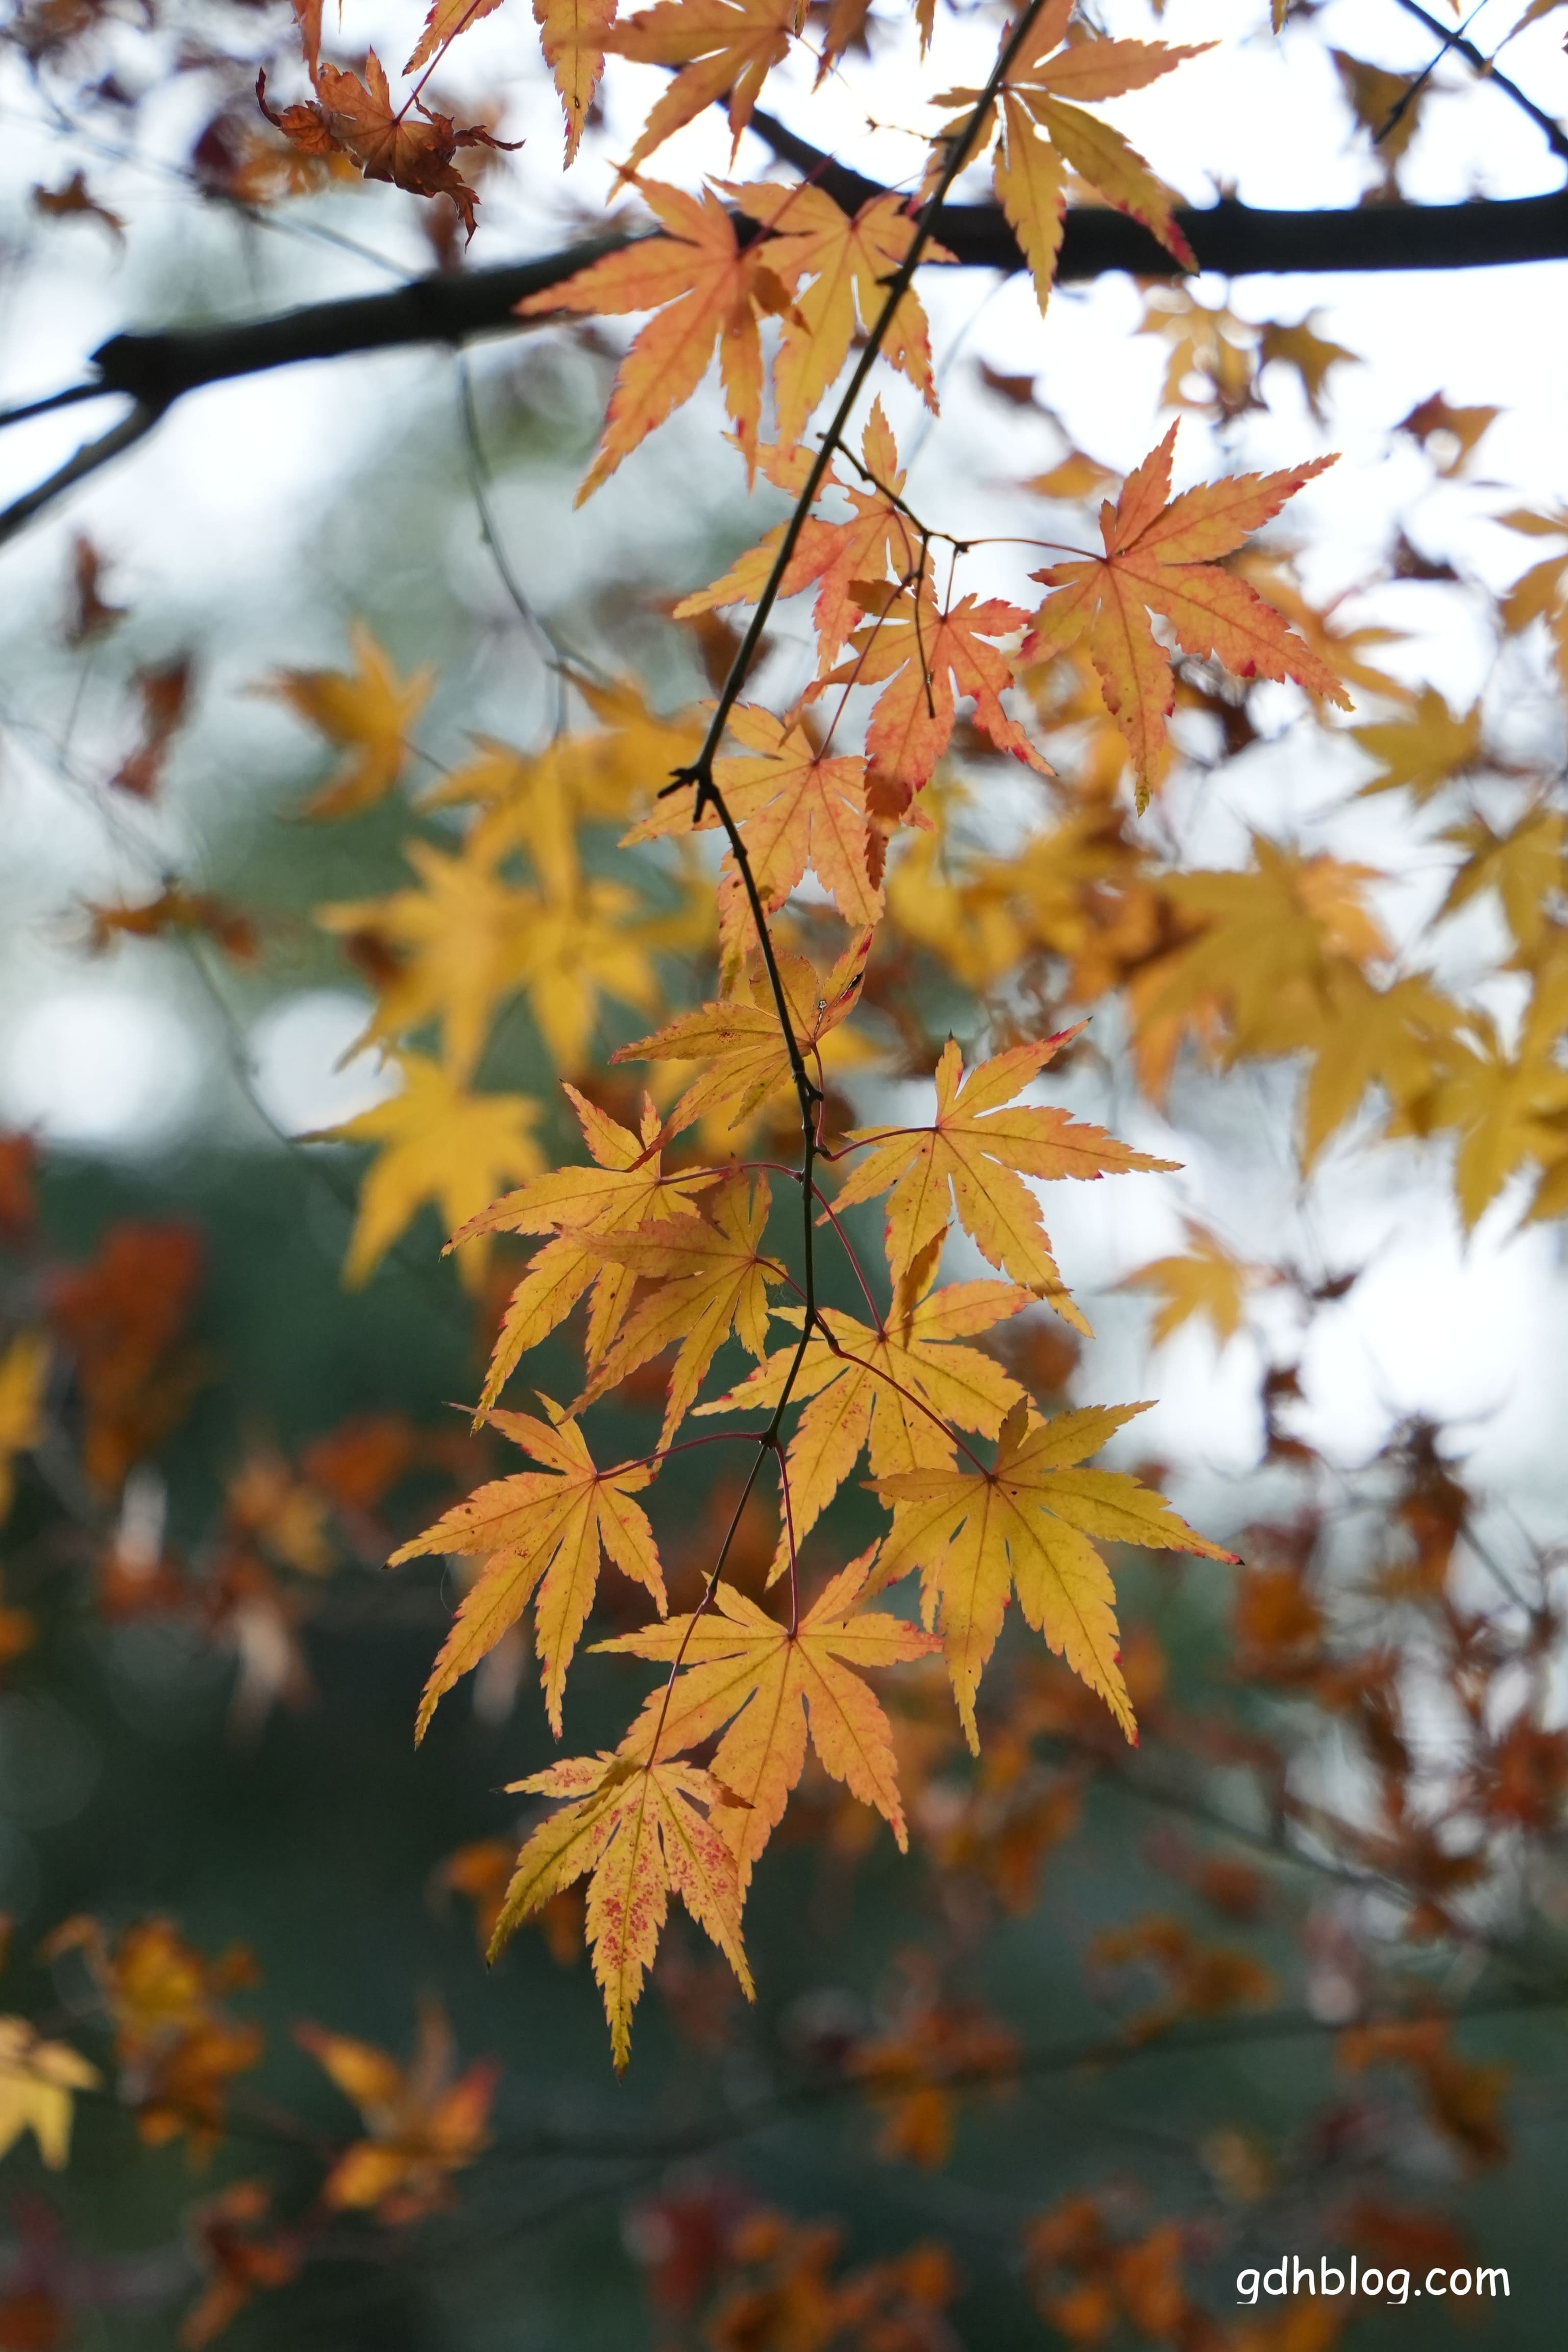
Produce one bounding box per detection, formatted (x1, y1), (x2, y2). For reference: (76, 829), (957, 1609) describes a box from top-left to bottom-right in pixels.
(929, 1), (1209, 310)
(627, 703), (881, 930)
(296, 2003), (498, 2221)
(874, 1400), (1236, 1751)
(389, 1401), (665, 1738)
(601, 1547), (942, 1886)
(488, 1752), (753, 2068)
(605, 0), (804, 173)
(721, 181), (951, 444)
(675, 405), (920, 670)
(517, 180), (793, 499)
(829, 1032), (1176, 1328)
(1027, 425), (1349, 807)
(257, 56), (514, 237)
(821, 583), (1048, 819)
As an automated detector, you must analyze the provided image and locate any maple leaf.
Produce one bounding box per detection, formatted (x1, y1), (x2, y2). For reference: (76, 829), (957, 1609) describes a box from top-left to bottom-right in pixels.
(933, 3), (1209, 311)
(44, 1915), (261, 2157)
(0, 1331), (49, 1525)
(1419, 997), (1568, 1229)
(309, 1052), (544, 1290)
(601, 1547), (941, 1886)
(824, 583), (1047, 816)
(318, 837), (533, 1082)
(267, 622), (434, 819)
(1133, 841), (1394, 1101)
(390, 1401), (665, 1737)
(676, 409), (923, 678)
(721, 181), (949, 444)
(0, 2019), (98, 2169)
(1441, 807), (1567, 956)
(257, 56), (513, 237)
(1496, 505), (1568, 691)
(1027, 425), (1350, 807)
(627, 703), (880, 928)
(517, 181), (795, 500)
(1259, 312), (1360, 424)
(329, 816), (657, 1078)
(612, 928), (871, 1135)
(698, 1258), (1030, 1576)
(873, 1399), (1236, 1751)
(576, 1172), (786, 1444)
(110, 656), (193, 799)
(1398, 392), (1498, 479)
(488, 1751), (753, 2069)
(830, 1033), (1175, 1329)
(404, 0), (506, 78)
(47, 1223), (206, 1495)
(181, 2182), (300, 2350)
(1353, 688), (1482, 802)
(296, 2002), (497, 2222)
(539, 0), (618, 162)
(604, 0), (803, 173)
(85, 886), (258, 963)
(452, 1086), (714, 1412)
(1119, 1220), (1256, 1348)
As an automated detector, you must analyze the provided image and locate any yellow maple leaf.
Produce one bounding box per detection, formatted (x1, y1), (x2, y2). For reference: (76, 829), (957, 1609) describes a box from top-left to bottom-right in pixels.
(601, 1546), (941, 1886)
(268, 622), (434, 820)
(829, 1033), (1175, 1329)
(1137, 839), (1391, 1075)
(0, 2018), (99, 2169)
(1119, 1220), (1256, 1348)
(1300, 966), (1463, 1164)
(1354, 688), (1483, 802)
(698, 1258), (1029, 1577)
(874, 1400), (1235, 1751)
(488, 1751), (753, 2068)
(310, 1052), (544, 1289)
(605, 0), (803, 173)
(1028, 426), (1349, 806)
(577, 1171), (786, 1444)
(1440, 807), (1567, 956)
(612, 928), (871, 1135)
(318, 838), (535, 1085)
(1419, 999), (1568, 1229)
(296, 2001), (497, 2222)
(451, 1085), (715, 1414)
(390, 1401), (665, 1737)
(0, 1331), (49, 1525)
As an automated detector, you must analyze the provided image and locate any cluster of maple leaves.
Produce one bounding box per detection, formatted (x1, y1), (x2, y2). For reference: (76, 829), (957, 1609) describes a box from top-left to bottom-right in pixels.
(11, 0), (1568, 2335)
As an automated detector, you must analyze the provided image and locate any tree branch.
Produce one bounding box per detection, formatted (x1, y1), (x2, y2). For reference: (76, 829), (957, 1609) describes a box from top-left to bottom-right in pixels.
(4, 134), (1568, 550)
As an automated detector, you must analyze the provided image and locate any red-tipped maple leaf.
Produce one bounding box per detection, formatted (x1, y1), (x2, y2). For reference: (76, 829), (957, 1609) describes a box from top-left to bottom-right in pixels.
(1027, 425), (1349, 807)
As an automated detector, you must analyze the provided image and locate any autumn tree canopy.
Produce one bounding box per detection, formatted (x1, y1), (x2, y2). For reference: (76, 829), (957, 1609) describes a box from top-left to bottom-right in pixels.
(1, 0), (1567, 2341)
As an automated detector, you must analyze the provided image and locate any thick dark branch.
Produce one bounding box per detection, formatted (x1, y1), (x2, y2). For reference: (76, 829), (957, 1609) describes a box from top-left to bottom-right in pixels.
(5, 137), (1568, 548)
(86, 176), (1568, 418)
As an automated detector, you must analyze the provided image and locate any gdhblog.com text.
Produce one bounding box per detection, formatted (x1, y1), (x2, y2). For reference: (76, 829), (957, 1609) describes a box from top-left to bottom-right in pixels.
(1237, 2257), (1509, 2306)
